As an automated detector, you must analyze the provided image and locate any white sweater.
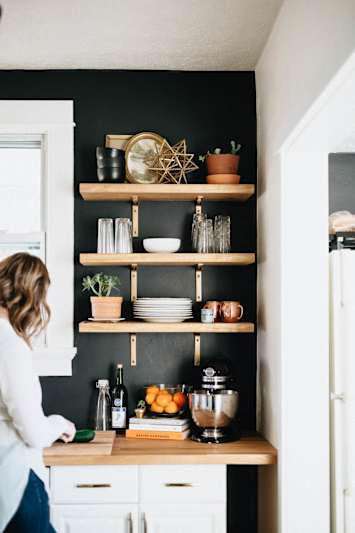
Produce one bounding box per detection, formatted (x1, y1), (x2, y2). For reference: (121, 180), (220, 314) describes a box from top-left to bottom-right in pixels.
(0, 319), (70, 532)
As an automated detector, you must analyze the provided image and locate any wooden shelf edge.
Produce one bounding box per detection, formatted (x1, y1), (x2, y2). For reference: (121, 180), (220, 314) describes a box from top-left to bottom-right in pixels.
(79, 183), (255, 202)
(78, 321), (255, 334)
(79, 252), (255, 267)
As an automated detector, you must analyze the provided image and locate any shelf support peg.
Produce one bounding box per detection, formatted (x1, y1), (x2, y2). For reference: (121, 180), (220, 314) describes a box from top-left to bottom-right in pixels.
(130, 334), (137, 366)
(195, 264), (203, 302)
(132, 197), (139, 237)
(194, 334), (201, 366)
(131, 264), (138, 302)
(195, 196), (203, 215)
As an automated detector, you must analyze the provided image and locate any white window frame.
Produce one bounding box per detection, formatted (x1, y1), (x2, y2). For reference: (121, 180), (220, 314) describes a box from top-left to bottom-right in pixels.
(0, 101), (76, 376)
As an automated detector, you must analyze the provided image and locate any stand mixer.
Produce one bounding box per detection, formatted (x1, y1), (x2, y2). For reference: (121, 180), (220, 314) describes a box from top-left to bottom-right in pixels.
(189, 359), (239, 443)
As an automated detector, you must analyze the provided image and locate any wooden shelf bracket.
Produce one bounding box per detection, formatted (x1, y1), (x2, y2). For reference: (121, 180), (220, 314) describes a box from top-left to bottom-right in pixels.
(130, 334), (137, 366)
(194, 334), (201, 366)
(132, 197), (139, 237)
(130, 264), (138, 302)
(195, 264), (203, 302)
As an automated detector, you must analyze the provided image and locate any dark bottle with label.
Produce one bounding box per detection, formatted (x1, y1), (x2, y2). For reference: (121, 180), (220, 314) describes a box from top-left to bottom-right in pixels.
(111, 363), (128, 433)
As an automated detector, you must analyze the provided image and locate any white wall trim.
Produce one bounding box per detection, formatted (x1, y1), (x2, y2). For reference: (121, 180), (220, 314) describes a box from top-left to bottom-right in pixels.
(277, 48), (355, 533)
(0, 100), (76, 376)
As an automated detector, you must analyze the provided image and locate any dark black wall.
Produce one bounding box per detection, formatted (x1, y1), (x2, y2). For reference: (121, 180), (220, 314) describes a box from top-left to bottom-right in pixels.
(329, 153), (355, 213)
(0, 70), (257, 533)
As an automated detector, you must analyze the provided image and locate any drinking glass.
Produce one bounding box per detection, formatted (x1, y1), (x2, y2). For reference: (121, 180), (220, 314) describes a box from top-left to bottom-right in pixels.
(214, 215), (231, 253)
(197, 218), (215, 253)
(192, 213), (205, 251)
(97, 218), (114, 253)
(115, 218), (133, 253)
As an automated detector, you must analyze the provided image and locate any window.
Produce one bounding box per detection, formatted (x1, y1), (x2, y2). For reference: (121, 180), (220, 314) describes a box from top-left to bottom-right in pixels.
(0, 101), (76, 375)
(0, 137), (44, 261)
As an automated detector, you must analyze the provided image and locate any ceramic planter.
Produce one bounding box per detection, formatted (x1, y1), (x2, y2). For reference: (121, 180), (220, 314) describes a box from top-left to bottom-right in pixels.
(206, 154), (240, 175)
(90, 296), (123, 319)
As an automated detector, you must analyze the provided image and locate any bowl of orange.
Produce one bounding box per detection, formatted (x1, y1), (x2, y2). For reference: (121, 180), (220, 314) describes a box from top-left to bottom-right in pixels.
(144, 384), (189, 417)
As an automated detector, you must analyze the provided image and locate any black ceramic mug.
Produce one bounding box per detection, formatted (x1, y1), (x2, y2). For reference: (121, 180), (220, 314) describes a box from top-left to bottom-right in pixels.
(96, 146), (125, 182)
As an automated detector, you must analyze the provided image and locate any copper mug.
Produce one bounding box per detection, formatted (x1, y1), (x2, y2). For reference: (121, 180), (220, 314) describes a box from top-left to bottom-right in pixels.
(220, 301), (244, 323)
(203, 301), (220, 321)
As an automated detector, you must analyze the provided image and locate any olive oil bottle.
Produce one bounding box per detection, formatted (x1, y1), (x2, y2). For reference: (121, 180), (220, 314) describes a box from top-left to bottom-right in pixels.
(111, 363), (128, 434)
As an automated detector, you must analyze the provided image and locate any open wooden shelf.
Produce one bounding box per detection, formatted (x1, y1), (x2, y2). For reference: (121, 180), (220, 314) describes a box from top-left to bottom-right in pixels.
(79, 252), (255, 267)
(79, 321), (255, 334)
(79, 183), (255, 202)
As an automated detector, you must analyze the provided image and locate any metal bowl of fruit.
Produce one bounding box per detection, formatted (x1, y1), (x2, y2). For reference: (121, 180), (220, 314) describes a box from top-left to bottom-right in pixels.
(144, 384), (189, 417)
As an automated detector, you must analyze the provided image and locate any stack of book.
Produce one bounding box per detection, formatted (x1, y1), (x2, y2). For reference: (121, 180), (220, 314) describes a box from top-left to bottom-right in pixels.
(125, 417), (190, 440)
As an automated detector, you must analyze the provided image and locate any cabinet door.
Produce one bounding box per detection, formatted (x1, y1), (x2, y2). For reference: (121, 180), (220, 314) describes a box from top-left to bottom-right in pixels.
(140, 503), (226, 533)
(51, 504), (138, 533)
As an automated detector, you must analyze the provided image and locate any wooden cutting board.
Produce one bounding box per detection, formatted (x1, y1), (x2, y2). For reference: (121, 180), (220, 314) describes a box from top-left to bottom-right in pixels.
(44, 431), (115, 456)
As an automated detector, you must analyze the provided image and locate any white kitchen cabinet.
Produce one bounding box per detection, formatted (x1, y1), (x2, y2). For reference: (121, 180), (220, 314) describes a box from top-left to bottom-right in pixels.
(49, 465), (226, 533)
(139, 504), (226, 533)
(51, 504), (138, 533)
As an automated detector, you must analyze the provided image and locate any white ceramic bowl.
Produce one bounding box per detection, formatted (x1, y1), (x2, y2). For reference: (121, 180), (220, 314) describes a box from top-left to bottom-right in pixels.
(143, 238), (181, 253)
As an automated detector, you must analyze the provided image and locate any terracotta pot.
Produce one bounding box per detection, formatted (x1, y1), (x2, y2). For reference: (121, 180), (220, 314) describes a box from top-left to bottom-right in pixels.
(207, 174), (240, 185)
(206, 154), (240, 175)
(90, 296), (123, 319)
(220, 301), (244, 323)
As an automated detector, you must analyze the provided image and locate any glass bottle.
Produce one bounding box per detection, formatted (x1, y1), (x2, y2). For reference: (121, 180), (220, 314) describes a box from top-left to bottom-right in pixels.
(111, 363), (128, 433)
(95, 379), (111, 431)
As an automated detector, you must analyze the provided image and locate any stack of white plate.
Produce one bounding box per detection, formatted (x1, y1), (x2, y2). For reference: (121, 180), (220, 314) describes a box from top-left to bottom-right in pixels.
(133, 298), (193, 323)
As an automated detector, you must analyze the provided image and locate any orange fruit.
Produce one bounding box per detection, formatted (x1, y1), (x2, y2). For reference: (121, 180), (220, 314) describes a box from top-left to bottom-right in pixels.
(146, 385), (159, 395)
(164, 401), (179, 414)
(173, 392), (186, 409)
(156, 393), (173, 407)
(151, 401), (164, 413)
(159, 389), (169, 394)
(145, 392), (157, 405)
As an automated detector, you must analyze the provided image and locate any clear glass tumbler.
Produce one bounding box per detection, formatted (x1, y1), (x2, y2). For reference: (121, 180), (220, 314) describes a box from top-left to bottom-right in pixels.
(97, 218), (114, 253)
(192, 213), (206, 251)
(214, 215), (231, 253)
(115, 218), (133, 253)
(95, 379), (111, 431)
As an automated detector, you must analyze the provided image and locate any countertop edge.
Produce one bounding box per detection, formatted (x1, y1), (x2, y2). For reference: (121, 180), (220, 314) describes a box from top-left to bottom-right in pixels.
(44, 434), (277, 467)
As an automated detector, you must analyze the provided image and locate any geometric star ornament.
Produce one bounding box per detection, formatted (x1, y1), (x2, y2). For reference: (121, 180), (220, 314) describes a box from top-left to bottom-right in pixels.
(146, 139), (199, 184)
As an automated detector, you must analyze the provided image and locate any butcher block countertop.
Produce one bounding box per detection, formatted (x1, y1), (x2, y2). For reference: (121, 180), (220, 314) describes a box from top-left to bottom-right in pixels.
(44, 433), (276, 466)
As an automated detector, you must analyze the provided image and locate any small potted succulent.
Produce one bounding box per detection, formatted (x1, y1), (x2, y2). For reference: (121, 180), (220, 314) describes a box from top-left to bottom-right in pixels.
(135, 400), (146, 419)
(199, 140), (241, 180)
(82, 273), (122, 319)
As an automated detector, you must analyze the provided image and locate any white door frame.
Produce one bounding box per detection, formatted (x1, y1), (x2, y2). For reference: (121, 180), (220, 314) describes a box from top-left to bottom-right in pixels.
(278, 50), (355, 533)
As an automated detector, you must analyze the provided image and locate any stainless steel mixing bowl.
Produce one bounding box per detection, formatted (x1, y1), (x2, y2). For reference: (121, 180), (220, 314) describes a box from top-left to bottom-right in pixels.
(189, 389), (239, 437)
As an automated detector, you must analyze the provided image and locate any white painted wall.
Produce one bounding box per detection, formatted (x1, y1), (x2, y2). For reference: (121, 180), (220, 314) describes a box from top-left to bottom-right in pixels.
(256, 1), (355, 532)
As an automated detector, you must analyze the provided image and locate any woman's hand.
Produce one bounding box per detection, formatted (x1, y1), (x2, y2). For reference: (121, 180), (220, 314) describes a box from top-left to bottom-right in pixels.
(60, 420), (76, 443)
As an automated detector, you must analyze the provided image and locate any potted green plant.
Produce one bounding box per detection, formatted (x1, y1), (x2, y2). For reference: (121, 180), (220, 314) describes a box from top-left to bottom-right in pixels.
(82, 273), (122, 319)
(199, 140), (241, 180)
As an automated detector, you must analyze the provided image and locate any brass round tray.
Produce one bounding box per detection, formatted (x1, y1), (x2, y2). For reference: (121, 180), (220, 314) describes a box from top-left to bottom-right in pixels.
(125, 132), (165, 184)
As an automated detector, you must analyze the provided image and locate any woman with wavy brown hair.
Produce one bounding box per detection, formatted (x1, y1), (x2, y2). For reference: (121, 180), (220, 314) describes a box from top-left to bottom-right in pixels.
(0, 253), (75, 533)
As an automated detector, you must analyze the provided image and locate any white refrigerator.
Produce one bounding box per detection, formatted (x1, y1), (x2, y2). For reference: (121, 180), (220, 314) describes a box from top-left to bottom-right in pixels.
(330, 249), (355, 533)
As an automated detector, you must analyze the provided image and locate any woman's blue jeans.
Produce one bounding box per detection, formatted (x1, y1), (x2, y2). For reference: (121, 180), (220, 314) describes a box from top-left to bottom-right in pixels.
(5, 470), (55, 533)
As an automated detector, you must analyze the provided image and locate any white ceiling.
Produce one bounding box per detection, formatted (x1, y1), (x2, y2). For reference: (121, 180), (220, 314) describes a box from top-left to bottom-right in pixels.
(0, 0), (283, 70)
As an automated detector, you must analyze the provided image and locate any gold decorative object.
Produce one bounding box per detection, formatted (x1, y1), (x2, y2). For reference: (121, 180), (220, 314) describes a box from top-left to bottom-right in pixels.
(146, 139), (198, 184)
(125, 132), (165, 184)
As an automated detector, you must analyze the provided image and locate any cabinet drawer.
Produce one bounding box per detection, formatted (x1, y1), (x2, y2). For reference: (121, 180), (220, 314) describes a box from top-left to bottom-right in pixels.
(50, 466), (138, 504)
(139, 465), (226, 504)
